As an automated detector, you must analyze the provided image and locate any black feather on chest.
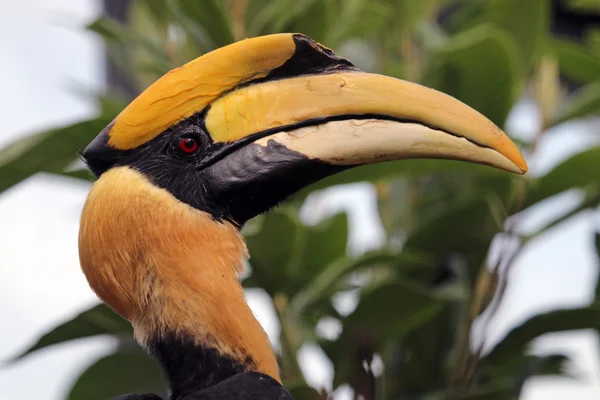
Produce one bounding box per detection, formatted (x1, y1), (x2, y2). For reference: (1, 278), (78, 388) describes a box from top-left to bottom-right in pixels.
(147, 334), (249, 399)
(145, 333), (292, 399)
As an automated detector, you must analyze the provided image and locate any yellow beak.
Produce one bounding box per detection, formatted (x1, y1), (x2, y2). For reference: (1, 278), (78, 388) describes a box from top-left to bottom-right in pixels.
(205, 71), (527, 174)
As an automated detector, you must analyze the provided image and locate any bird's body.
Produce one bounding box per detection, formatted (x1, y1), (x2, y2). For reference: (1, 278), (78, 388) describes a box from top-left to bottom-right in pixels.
(114, 373), (291, 400)
(78, 33), (527, 399)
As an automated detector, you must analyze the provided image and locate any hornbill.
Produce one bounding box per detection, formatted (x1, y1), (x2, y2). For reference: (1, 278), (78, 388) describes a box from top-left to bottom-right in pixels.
(78, 33), (527, 399)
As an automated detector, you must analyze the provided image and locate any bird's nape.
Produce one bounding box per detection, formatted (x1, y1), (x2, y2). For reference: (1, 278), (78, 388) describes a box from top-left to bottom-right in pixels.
(77, 33), (527, 399)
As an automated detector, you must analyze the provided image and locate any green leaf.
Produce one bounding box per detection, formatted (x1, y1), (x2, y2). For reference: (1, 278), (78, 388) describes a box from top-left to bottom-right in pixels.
(483, 306), (600, 367)
(284, 0), (328, 43)
(485, 353), (573, 384)
(58, 169), (95, 182)
(296, 159), (510, 200)
(87, 16), (172, 72)
(326, 1), (390, 47)
(166, 3), (214, 53)
(423, 24), (520, 126)
(67, 348), (167, 400)
(403, 197), (502, 280)
(0, 118), (111, 194)
(554, 39), (600, 84)
(552, 80), (600, 126)
(176, 0), (234, 48)
(444, 0), (549, 73)
(384, 302), (457, 396)
(95, 92), (129, 118)
(527, 354), (572, 377)
(438, 387), (514, 400)
(291, 250), (434, 314)
(246, 210), (303, 296)
(566, 0), (600, 12)
(247, 211), (351, 298)
(249, 0), (321, 37)
(6, 304), (131, 363)
(481, 0), (550, 71)
(525, 147), (600, 207)
(298, 212), (349, 282)
(142, 0), (169, 29)
(331, 280), (445, 388)
(594, 232), (600, 300)
(286, 384), (328, 400)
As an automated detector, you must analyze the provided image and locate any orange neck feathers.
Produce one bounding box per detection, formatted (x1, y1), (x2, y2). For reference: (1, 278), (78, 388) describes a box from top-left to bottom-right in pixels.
(78, 167), (280, 382)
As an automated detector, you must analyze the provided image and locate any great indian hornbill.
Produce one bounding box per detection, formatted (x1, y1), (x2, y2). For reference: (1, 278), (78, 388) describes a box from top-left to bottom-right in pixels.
(78, 33), (527, 399)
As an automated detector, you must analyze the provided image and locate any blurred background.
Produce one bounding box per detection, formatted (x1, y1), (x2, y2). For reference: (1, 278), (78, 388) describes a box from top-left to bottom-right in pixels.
(2, 0), (600, 399)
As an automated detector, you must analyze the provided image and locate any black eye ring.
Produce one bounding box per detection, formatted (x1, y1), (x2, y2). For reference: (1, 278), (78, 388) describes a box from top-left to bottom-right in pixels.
(178, 137), (199, 154)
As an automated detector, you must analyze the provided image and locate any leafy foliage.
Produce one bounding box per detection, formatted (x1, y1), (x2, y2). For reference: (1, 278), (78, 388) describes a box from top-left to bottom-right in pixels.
(484, 306), (600, 368)
(3, 0), (600, 399)
(67, 348), (167, 400)
(6, 304), (131, 363)
(423, 24), (521, 127)
(0, 118), (111, 193)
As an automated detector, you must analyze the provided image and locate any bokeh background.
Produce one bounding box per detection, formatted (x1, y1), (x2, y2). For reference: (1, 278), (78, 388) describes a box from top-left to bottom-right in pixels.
(2, 0), (600, 399)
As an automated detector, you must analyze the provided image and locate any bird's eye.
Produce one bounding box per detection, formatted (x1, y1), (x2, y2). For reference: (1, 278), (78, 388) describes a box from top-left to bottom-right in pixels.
(178, 137), (199, 154)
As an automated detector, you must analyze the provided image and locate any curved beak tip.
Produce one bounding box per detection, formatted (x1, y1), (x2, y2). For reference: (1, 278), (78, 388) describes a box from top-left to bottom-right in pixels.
(502, 139), (529, 175)
(515, 157), (529, 175)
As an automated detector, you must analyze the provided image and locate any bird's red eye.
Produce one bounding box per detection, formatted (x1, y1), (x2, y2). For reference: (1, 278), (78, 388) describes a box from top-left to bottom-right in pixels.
(178, 137), (198, 154)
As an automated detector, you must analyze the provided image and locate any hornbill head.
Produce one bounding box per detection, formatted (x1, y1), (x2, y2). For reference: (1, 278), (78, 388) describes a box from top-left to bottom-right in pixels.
(77, 33), (527, 397)
(82, 33), (526, 226)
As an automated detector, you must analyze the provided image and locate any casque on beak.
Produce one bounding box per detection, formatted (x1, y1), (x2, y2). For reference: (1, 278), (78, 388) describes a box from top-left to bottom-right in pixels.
(204, 70), (527, 174)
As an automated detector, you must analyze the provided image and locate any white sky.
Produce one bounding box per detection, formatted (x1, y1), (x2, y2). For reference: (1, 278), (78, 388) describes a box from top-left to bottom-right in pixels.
(1, 1), (600, 399)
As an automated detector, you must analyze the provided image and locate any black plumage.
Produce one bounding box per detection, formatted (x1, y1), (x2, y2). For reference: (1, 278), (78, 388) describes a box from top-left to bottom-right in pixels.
(114, 372), (292, 400)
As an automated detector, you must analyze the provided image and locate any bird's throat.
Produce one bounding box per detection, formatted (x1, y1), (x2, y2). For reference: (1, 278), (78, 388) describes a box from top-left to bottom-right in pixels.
(78, 167), (280, 394)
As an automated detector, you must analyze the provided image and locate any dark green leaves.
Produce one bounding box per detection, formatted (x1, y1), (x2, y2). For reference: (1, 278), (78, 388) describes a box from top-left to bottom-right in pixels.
(67, 348), (167, 400)
(88, 16), (172, 74)
(7, 304), (131, 363)
(553, 80), (600, 126)
(483, 307), (600, 367)
(298, 160), (509, 199)
(448, 0), (549, 74)
(403, 196), (503, 280)
(331, 280), (445, 388)
(174, 0), (234, 49)
(287, 385), (328, 400)
(525, 147), (600, 207)
(554, 39), (600, 84)
(297, 212), (348, 281)
(481, 0), (550, 70)
(246, 210), (350, 298)
(595, 232), (600, 300)
(291, 250), (433, 314)
(248, 0), (322, 37)
(566, 0), (600, 12)
(0, 118), (111, 194)
(404, 197), (501, 255)
(144, 0), (169, 30)
(424, 25), (520, 127)
(246, 210), (304, 296)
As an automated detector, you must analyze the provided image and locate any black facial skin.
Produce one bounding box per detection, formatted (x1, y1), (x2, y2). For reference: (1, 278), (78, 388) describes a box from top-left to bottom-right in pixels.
(82, 112), (348, 227)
